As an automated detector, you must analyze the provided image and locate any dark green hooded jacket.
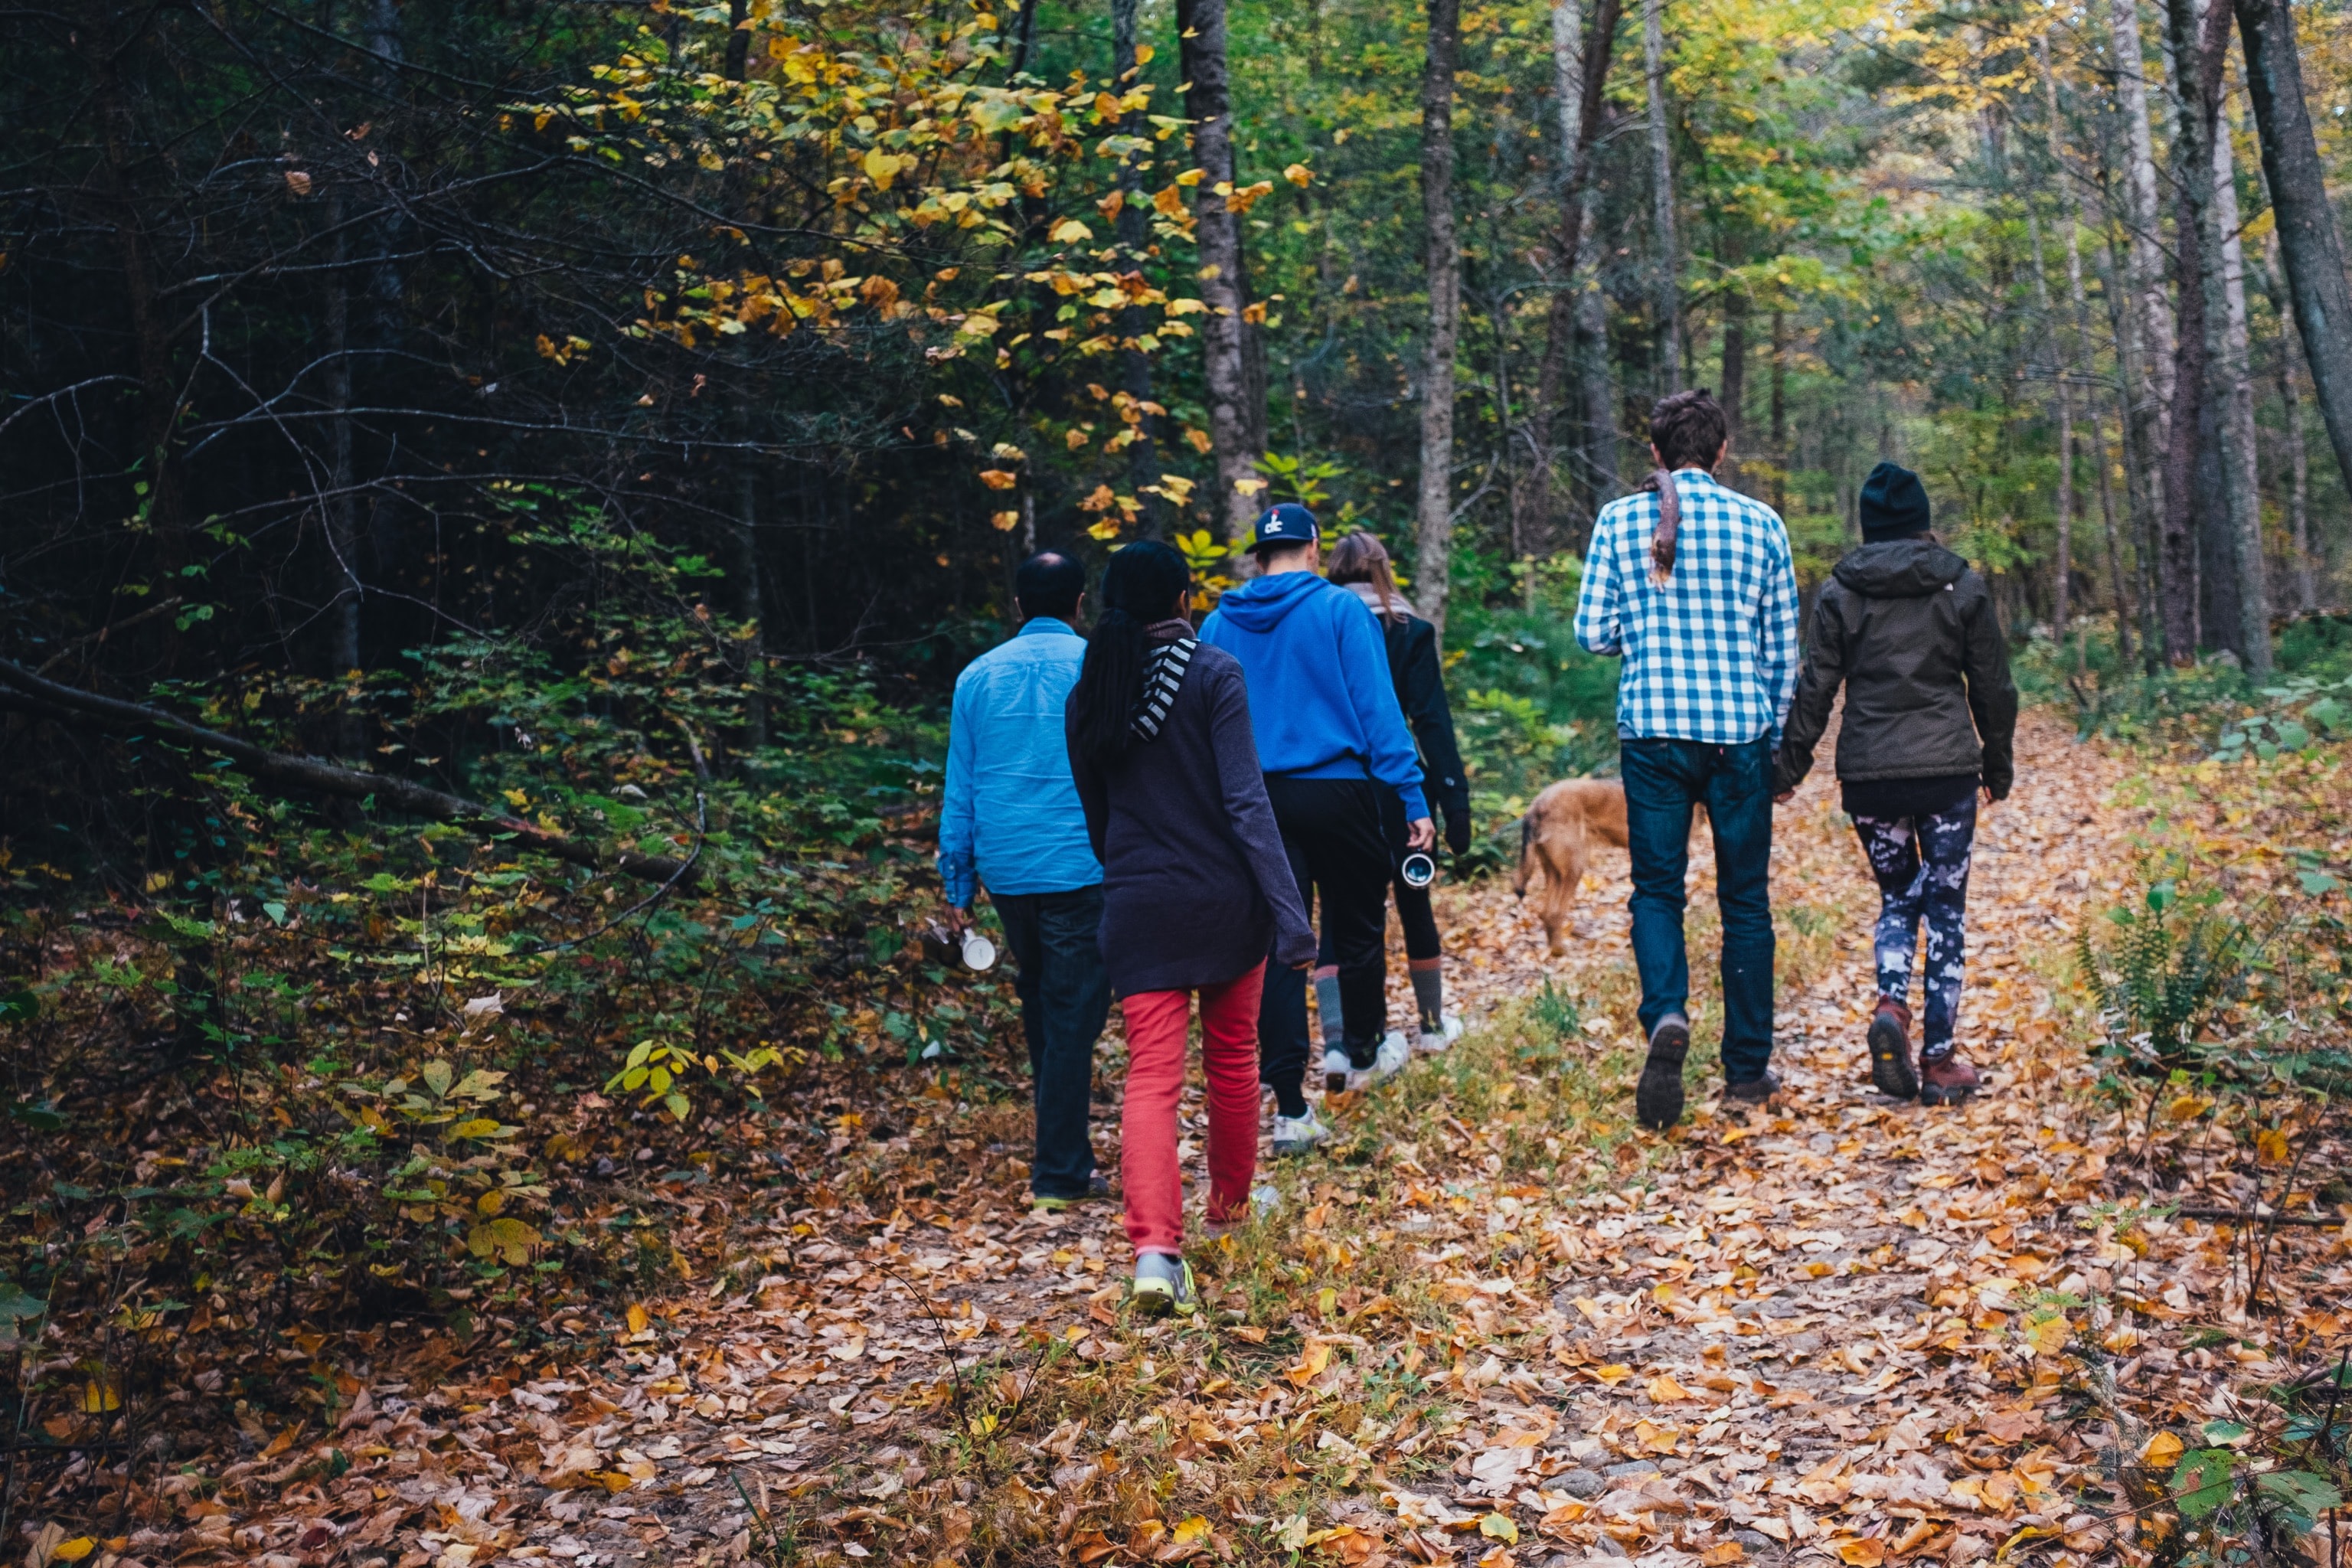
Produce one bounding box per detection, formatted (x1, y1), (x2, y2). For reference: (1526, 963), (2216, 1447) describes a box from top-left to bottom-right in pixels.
(1772, 538), (2018, 799)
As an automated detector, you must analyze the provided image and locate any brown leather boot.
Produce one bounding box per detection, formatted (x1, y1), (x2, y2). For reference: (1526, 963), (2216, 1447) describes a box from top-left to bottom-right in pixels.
(1867, 997), (1918, 1101)
(1918, 1053), (1981, 1106)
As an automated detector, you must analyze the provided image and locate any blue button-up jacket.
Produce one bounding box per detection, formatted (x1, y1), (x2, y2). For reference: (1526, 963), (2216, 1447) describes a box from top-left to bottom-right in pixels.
(937, 618), (1102, 906)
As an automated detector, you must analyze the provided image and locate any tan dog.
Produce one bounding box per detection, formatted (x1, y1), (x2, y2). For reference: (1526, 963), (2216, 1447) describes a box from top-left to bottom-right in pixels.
(1512, 779), (1629, 955)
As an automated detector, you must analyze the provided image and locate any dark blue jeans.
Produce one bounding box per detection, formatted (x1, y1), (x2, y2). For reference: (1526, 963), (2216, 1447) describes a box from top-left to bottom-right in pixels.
(1619, 736), (1776, 1083)
(994, 887), (1111, 1199)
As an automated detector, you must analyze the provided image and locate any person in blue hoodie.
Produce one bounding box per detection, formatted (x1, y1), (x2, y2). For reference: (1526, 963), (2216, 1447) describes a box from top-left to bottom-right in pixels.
(1200, 505), (1434, 1156)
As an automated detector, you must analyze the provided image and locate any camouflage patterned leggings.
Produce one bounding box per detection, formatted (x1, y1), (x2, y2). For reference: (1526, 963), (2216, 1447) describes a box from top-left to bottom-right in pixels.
(1851, 795), (1978, 1059)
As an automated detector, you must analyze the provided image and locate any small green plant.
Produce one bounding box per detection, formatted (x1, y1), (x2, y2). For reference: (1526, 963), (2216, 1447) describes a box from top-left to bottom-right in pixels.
(2076, 878), (2259, 1072)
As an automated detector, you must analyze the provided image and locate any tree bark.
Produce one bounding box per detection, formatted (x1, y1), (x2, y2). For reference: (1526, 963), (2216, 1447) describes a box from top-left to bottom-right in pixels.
(1178, 0), (1261, 538)
(0, 661), (695, 886)
(2095, 113), (2167, 666)
(1642, 0), (1681, 390)
(2106, 0), (2175, 413)
(2027, 207), (2075, 633)
(2209, 107), (2272, 666)
(2260, 232), (2318, 612)
(1769, 309), (1788, 516)
(726, 0), (769, 746)
(1414, 0), (1464, 635)
(2235, 0), (2352, 515)
(1113, 0), (1163, 537)
(1720, 286), (1749, 485)
(1517, 0), (1622, 560)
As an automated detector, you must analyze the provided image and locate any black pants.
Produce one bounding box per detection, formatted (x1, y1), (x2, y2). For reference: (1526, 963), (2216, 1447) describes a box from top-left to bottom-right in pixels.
(1259, 776), (1393, 1110)
(994, 887), (1111, 1199)
(1318, 786), (1439, 965)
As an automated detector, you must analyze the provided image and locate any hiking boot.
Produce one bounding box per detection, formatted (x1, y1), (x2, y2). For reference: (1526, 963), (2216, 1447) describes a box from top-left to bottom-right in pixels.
(1270, 1106), (1328, 1158)
(1031, 1173), (1112, 1216)
(1130, 1253), (1198, 1318)
(1723, 1069), (1783, 1107)
(1365, 1031), (1410, 1087)
(1867, 997), (1919, 1102)
(1635, 1012), (1690, 1131)
(1322, 1045), (1356, 1096)
(1918, 1053), (1981, 1106)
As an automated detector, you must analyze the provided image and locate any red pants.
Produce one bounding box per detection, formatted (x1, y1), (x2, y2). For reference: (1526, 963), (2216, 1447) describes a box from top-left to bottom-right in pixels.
(1119, 962), (1264, 1257)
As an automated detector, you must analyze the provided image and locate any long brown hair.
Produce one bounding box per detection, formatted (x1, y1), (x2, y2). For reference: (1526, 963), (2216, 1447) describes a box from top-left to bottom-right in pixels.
(1324, 532), (1409, 625)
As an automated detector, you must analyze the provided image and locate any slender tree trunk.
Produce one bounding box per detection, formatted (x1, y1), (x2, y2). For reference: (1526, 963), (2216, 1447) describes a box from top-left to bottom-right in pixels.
(1112, 0), (1161, 537)
(726, 0), (768, 746)
(2096, 119), (2166, 666)
(2236, 0), (2352, 511)
(2049, 73), (2137, 662)
(1178, 0), (1260, 538)
(1415, 0), (1464, 634)
(2261, 232), (2318, 612)
(1642, 0), (1681, 390)
(323, 209), (364, 737)
(2210, 106), (2272, 665)
(1720, 285), (1749, 485)
(2027, 207), (2076, 633)
(1576, 218), (1619, 532)
(1519, 0), (1622, 559)
(2107, 0), (2175, 412)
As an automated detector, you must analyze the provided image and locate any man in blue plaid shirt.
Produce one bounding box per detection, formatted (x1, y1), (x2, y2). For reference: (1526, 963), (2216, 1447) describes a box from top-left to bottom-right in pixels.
(1574, 389), (1798, 1129)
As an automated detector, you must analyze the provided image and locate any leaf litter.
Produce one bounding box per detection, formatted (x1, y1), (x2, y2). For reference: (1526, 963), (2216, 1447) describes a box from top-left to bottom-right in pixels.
(19, 711), (2352, 1568)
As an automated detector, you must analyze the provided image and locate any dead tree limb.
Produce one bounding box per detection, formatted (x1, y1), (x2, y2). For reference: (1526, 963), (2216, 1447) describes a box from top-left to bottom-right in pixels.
(0, 658), (695, 886)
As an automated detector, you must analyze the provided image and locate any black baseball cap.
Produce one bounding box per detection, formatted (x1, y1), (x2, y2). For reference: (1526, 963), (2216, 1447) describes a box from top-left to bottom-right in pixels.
(1250, 502), (1320, 551)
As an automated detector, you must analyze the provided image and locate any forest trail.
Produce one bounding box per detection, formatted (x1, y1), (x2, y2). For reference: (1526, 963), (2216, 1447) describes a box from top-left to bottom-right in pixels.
(159, 715), (2347, 1568)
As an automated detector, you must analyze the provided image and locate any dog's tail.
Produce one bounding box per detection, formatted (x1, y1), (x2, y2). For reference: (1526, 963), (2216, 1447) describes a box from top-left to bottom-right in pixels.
(1512, 809), (1537, 900)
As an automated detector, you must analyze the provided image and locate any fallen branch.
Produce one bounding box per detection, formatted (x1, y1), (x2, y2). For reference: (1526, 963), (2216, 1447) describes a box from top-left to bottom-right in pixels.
(2174, 1207), (2344, 1228)
(0, 658), (694, 887)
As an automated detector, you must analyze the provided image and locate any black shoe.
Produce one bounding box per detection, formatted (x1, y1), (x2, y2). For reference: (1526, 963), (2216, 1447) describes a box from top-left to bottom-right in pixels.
(1867, 998), (1918, 1101)
(1636, 1013), (1690, 1131)
(1723, 1070), (1782, 1107)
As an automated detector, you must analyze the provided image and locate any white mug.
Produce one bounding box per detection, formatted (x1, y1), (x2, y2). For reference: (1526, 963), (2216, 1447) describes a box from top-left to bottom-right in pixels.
(962, 933), (998, 972)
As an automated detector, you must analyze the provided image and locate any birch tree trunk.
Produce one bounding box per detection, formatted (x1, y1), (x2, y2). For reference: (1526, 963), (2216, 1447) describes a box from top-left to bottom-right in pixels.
(1642, 0), (1681, 390)
(2027, 207), (2076, 633)
(1177, 0), (1261, 539)
(2210, 107), (2272, 666)
(1414, 0), (1464, 634)
(2236, 0), (2352, 514)
(2105, 0), (2174, 413)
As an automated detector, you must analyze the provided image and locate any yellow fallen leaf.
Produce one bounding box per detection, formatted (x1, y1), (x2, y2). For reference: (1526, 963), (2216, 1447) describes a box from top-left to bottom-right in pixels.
(2139, 1432), (2184, 1467)
(1832, 1537), (1886, 1566)
(1171, 1515), (1212, 1546)
(1285, 1340), (1332, 1385)
(1648, 1373), (1693, 1403)
(626, 1303), (650, 1335)
(1478, 1514), (1519, 1543)
(1634, 1418), (1682, 1454)
(80, 1376), (119, 1413)
(51, 1540), (97, 1565)
(1593, 1363), (1632, 1385)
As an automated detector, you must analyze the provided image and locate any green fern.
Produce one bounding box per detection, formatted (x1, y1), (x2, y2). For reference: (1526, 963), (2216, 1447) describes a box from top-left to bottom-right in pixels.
(2076, 880), (2256, 1070)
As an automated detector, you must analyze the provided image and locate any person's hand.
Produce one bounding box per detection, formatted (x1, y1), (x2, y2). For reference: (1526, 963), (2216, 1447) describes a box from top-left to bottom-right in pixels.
(1773, 790), (1794, 804)
(1406, 816), (1436, 852)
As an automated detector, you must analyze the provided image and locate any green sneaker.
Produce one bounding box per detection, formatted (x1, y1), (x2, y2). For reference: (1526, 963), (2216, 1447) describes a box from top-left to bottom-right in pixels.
(1129, 1253), (1197, 1318)
(1031, 1174), (1111, 1216)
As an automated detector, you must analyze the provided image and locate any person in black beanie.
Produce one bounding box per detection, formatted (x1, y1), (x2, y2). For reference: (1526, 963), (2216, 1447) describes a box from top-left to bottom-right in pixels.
(1772, 461), (2017, 1106)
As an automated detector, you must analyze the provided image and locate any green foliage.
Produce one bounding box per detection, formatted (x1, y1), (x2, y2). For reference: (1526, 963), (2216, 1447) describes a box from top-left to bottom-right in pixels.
(2076, 877), (2257, 1071)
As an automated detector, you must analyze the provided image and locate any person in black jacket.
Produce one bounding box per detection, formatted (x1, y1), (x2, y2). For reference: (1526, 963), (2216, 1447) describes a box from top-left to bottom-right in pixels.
(1773, 462), (2019, 1107)
(1322, 532), (1473, 1050)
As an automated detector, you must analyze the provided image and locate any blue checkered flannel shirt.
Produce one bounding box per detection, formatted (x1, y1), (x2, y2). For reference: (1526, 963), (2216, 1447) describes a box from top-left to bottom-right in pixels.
(1573, 468), (1800, 746)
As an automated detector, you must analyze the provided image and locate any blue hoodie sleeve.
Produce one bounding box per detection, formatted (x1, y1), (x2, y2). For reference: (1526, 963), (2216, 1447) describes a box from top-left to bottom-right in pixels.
(1335, 595), (1429, 820)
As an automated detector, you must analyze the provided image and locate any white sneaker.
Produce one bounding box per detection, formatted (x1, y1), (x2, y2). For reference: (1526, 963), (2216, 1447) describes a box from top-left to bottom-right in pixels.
(1415, 1012), (1465, 1053)
(1271, 1106), (1328, 1157)
(1321, 1046), (1354, 1096)
(1367, 1030), (1410, 1086)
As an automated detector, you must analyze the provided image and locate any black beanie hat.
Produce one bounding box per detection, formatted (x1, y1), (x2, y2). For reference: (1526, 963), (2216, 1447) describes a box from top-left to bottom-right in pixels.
(1858, 462), (1931, 541)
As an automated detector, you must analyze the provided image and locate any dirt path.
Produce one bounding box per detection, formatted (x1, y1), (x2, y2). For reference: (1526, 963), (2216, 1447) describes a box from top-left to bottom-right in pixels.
(141, 714), (2348, 1568)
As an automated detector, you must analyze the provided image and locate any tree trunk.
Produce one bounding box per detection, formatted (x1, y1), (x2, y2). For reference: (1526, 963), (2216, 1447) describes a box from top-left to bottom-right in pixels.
(2106, 0), (2175, 413)
(2235, 0), (2352, 514)
(2209, 106), (2272, 667)
(1642, 0), (1681, 390)
(727, 0), (769, 744)
(1414, 0), (1464, 635)
(2027, 207), (2076, 633)
(1517, 0), (1622, 561)
(1178, 0), (1261, 538)
(1113, 0), (1162, 537)
(2261, 232), (2318, 612)
(1720, 286), (1749, 485)
(1576, 223), (1619, 534)
(1769, 309), (1788, 516)
(2095, 118), (2166, 666)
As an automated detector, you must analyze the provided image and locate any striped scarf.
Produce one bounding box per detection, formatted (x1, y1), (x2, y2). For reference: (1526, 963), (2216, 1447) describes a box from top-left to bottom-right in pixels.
(1129, 637), (1196, 742)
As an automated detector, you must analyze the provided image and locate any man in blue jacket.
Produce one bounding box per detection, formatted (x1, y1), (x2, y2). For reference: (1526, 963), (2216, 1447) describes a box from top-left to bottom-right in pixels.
(1200, 505), (1434, 1155)
(939, 552), (1109, 1213)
